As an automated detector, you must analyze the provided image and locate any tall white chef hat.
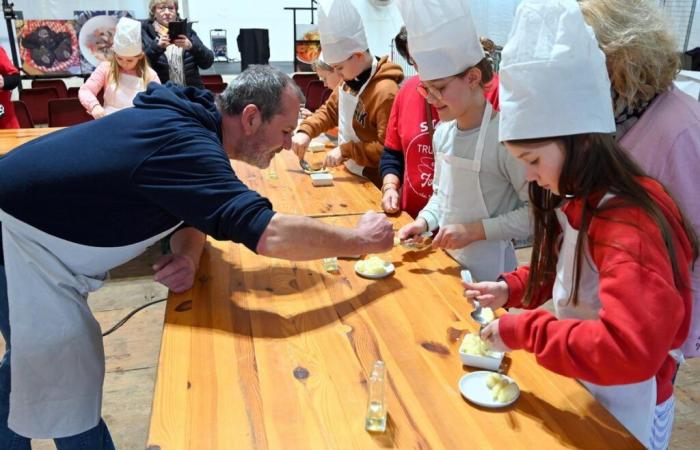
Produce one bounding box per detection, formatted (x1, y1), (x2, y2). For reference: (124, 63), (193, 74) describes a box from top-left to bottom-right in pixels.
(318, 0), (369, 65)
(498, 0), (615, 141)
(396, 0), (485, 81)
(112, 17), (143, 57)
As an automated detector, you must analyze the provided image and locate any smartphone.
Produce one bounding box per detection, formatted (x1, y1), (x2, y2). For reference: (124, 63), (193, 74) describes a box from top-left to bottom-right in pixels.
(168, 20), (192, 41)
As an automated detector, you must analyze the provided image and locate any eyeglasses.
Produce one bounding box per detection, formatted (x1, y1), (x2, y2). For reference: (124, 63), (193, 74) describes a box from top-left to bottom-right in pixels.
(155, 5), (177, 12)
(416, 76), (459, 101)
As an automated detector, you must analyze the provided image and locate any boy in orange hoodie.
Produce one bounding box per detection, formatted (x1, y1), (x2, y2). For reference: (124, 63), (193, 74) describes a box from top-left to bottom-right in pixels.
(290, 0), (403, 185)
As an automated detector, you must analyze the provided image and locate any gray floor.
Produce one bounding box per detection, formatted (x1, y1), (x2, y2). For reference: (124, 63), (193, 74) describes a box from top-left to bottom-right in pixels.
(200, 61), (295, 75)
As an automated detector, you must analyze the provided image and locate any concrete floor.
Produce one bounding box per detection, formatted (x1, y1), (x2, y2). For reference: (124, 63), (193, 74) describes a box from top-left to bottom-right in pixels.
(0, 245), (698, 449)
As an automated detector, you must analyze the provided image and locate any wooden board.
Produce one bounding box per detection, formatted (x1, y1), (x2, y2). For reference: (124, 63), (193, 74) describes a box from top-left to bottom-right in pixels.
(148, 213), (642, 449)
(0, 128), (60, 155)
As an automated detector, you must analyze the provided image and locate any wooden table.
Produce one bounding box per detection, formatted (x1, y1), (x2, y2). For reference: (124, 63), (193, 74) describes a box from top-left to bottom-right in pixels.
(0, 127), (60, 155)
(147, 145), (642, 449)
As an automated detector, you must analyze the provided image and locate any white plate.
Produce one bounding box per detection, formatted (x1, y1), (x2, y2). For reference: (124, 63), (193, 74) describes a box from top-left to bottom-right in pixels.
(79, 15), (119, 67)
(458, 371), (520, 408)
(354, 261), (395, 279)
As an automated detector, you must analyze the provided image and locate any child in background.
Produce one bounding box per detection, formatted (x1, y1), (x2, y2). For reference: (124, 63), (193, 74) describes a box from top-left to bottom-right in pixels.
(79, 17), (160, 119)
(464, 1), (698, 447)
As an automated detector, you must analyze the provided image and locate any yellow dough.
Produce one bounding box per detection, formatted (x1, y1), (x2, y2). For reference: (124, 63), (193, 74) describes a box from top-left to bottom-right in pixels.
(460, 333), (493, 357)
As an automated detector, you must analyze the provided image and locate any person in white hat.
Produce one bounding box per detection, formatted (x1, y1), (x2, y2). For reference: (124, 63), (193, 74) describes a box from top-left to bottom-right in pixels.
(79, 16), (160, 119)
(290, 0), (404, 186)
(396, 0), (531, 283)
(462, 1), (697, 448)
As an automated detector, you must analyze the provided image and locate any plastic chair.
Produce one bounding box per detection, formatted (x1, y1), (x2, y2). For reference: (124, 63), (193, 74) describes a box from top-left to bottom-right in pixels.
(19, 87), (59, 124)
(31, 79), (68, 98)
(48, 98), (94, 127)
(304, 80), (331, 112)
(12, 100), (35, 128)
(204, 82), (228, 94)
(201, 74), (224, 84)
(292, 73), (319, 99)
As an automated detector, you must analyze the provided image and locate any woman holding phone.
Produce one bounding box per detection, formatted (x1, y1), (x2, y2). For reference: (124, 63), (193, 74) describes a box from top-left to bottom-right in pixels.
(141, 0), (214, 89)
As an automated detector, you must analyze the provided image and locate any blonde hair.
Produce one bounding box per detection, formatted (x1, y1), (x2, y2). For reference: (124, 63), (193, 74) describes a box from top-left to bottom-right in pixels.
(311, 58), (333, 73)
(148, 0), (179, 20)
(580, 0), (680, 112)
(110, 54), (152, 88)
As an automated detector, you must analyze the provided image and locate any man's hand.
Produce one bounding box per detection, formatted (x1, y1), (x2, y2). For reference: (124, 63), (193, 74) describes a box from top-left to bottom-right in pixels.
(355, 212), (395, 254)
(323, 147), (344, 167)
(153, 253), (197, 293)
(432, 221), (486, 250)
(290, 132), (311, 159)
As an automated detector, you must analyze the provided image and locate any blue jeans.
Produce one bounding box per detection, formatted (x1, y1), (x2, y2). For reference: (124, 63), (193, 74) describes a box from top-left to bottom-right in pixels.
(0, 265), (115, 449)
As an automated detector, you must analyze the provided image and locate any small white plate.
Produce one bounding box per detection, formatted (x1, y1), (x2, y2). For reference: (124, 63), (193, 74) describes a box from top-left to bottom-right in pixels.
(354, 261), (395, 279)
(458, 371), (520, 408)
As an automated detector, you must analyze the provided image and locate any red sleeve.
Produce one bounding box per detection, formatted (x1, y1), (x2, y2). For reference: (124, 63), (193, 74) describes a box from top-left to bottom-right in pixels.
(383, 84), (403, 151)
(0, 48), (18, 75)
(499, 203), (691, 386)
(502, 265), (553, 309)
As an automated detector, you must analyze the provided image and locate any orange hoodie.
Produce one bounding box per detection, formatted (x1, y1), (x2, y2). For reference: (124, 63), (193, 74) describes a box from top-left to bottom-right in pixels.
(296, 56), (404, 168)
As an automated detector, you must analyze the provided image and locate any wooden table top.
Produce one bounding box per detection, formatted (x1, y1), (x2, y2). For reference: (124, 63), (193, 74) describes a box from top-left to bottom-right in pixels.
(148, 142), (642, 449)
(0, 127), (60, 155)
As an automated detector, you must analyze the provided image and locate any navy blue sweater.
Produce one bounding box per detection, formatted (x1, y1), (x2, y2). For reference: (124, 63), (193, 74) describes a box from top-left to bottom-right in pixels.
(0, 83), (275, 265)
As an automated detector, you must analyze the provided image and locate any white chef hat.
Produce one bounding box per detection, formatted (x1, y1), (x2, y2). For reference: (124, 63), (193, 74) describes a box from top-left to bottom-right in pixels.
(318, 0), (369, 65)
(397, 0), (485, 81)
(112, 17), (143, 57)
(498, 0), (615, 142)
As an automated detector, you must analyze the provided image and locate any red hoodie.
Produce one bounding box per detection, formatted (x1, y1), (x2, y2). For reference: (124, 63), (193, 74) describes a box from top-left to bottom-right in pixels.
(500, 178), (693, 405)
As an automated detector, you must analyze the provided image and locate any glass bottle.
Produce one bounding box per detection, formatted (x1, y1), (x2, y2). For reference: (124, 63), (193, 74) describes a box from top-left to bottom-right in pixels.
(364, 360), (387, 432)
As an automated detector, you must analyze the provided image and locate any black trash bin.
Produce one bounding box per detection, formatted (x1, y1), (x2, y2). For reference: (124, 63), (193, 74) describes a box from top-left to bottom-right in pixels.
(237, 28), (270, 71)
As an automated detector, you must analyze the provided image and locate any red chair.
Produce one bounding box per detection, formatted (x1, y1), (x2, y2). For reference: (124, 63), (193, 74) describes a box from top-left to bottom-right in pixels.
(19, 87), (59, 124)
(304, 80), (331, 112)
(204, 82), (228, 94)
(292, 73), (319, 98)
(31, 79), (68, 98)
(12, 101), (35, 128)
(67, 86), (80, 97)
(48, 98), (94, 127)
(201, 74), (224, 84)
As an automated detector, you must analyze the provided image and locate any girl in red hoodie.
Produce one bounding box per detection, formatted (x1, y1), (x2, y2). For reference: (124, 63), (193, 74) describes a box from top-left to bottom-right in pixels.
(463, 1), (698, 448)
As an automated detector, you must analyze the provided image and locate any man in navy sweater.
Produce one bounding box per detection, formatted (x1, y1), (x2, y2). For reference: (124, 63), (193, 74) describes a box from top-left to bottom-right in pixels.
(0, 65), (393, 447)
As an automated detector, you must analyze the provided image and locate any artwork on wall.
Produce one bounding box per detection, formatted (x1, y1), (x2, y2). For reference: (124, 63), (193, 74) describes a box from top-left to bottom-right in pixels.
(75, 10), (134, 73)
(15, 19), (82, 75)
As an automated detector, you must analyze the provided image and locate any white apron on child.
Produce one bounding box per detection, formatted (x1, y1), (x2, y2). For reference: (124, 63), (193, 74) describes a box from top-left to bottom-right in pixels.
(553, 194), (678, 449)
(0, 208), (180, 438)
(103, 73), (145, 115)
(338, 59), (377, 177)
(436, 102), (515, 282)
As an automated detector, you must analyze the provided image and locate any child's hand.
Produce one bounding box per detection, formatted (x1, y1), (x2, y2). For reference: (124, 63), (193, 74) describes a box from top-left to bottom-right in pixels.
(323, 147), (344, 167)
(398, 219), (428, 241)
(91, 105), (106, 119)
(462, 280), (509, 309)
(480, 319), (511, 352)
(432, 221), (485, 250)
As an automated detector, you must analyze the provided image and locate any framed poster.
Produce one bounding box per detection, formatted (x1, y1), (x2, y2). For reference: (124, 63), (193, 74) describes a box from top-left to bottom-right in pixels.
(16, 19), (82, 75)
(75, 10), (134, 73)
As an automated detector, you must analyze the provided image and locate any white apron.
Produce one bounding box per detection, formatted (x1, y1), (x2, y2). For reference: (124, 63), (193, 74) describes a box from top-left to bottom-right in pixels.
(338, 59), (378, 177)
(553, 195), (677, 449)
(436, 102), (515, 282)
(103, 73), (145, 115)
(0, 208), (181, 438)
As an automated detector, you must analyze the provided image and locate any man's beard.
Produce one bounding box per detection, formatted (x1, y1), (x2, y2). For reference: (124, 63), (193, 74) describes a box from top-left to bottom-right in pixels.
(240, 126), (281, 169)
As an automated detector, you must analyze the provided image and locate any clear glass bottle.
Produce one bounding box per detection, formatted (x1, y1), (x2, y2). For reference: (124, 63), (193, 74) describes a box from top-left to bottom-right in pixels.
(365, 360), (387, 432)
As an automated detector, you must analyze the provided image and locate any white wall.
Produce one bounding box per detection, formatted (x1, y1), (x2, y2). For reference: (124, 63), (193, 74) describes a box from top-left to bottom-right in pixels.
(2, 0), (698, 67)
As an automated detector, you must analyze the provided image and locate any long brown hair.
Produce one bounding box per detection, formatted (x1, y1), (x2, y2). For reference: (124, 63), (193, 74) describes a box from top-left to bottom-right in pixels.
(517, 133), (698, 307)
